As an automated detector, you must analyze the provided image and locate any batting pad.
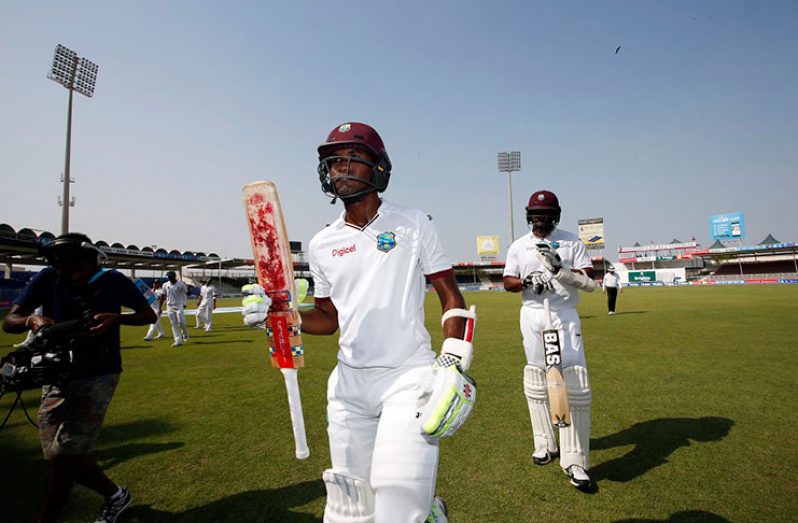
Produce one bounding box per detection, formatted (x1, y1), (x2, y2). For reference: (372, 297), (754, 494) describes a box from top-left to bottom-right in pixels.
(523, 365), (557, 453)
(559, 365), (592, 470)
(323, 469), (375, 523)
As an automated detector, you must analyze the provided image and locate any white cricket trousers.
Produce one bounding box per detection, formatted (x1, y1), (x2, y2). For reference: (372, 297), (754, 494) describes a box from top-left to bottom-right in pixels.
(196, 303), (213, 329)
(519, 305), (586, 369)
(167, 305), (188, 343)
(326, 363), (438, 523)
(145, 310), (165, 338)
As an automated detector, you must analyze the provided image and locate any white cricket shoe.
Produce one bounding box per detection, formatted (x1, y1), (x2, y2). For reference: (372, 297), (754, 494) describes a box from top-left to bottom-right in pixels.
(143, 337), (153, 341)
(532, 448), (559, 466)
(171, 340), (182, 348)
(608, 311), (615, 315)
(565, 465), (592, 491)
(425, 497), (448, 523)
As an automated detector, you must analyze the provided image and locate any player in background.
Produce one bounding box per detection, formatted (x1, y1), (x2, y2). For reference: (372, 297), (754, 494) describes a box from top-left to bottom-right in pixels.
(251, 122), (470, 522)
(162, 271), (189, 347)
(502, 190), (596, 492)
(143, 280), (166, 341)
(602, 265), (622, 315)
(194, 279), (216, 331)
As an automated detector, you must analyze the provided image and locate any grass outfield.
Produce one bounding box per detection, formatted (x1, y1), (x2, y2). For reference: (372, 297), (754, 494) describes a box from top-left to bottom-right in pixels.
(1, 285), (796, 522)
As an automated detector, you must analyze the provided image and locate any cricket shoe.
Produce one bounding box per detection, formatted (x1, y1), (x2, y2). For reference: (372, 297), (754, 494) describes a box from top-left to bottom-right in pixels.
(608, 311), (615, 316)
(154, 334), (164, 339)
(171, 340), (182, 348)
(143, 336), (153, 341)
(425, 497), (448, 523)
(95, 487), (132, 523)
(565, 465), (592, 492)
(532, 449), (559, 466)
(204, 327), (212, 332)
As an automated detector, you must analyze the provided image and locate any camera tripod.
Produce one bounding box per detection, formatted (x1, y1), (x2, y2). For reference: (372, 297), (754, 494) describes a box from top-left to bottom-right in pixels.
(0, 385), (38, 431)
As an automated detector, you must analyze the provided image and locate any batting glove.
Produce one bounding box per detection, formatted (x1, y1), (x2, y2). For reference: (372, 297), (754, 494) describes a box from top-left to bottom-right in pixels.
(418, 363), (477, 439)
(536, 243), (563, 274)
(522, 271), (554, 294)
(241, 284), (272, 327)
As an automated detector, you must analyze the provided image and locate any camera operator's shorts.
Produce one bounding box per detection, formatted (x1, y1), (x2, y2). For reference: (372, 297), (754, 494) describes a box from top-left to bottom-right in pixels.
(38, 373), (120, 460)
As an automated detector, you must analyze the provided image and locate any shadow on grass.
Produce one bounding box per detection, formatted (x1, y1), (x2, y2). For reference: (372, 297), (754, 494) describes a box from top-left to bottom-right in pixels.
(124, 479), (325, 522)
(610, 310), (649, 315)
(614, 510), (731, 522)
(97, 418), (184, 469)
(592, 416), (734, 483)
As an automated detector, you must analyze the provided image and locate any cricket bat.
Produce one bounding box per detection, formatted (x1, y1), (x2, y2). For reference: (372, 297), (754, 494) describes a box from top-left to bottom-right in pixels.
(543, 295), (571, 428)
(243, 181), (310, 460)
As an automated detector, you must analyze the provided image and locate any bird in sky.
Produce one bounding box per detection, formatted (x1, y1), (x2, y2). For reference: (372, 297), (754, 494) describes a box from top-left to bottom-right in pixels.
(615, 45), (622, 54)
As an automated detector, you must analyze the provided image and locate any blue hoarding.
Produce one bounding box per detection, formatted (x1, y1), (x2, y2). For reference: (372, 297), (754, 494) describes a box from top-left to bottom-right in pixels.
(710, 212), (745, 241)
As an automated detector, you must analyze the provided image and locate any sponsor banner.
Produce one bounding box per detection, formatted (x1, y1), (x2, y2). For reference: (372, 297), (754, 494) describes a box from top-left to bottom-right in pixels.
(618, 242), (699, 253)
(710, 212), (745, 240)
(709, 242), (798, 254)
(578, 218), (605, 250)
(476, 236), (500, 257)
(628, 270), (657, 282)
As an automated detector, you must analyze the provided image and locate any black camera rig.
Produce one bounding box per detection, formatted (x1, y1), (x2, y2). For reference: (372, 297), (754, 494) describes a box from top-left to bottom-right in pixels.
(1, 315), (95, 392)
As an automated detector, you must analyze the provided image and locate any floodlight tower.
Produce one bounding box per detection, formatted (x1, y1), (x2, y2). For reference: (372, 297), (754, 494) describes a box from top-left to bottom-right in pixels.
(497, 151), (521, 242)
(47, 44), (99, 234)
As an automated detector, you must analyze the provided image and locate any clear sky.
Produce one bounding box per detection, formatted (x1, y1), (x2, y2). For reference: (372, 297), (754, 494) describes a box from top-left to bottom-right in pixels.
(1, 1), (796, 263)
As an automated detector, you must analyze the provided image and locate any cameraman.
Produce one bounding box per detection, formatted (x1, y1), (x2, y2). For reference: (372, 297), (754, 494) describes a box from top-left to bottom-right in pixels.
(2, 233), (156, 523)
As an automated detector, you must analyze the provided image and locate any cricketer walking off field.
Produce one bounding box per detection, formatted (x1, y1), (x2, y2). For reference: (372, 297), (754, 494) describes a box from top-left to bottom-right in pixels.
(503, 190), (597, 492)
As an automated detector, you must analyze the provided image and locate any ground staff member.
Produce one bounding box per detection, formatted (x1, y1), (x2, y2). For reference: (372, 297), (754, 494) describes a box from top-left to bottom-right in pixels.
(2, 233), (156, 523)
(503, 190), (597, 492)
(243, 122), (475, 522)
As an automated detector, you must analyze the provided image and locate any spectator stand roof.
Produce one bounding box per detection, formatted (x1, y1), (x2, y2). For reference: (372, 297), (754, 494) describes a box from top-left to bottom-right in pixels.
(0, 223), (223, 272)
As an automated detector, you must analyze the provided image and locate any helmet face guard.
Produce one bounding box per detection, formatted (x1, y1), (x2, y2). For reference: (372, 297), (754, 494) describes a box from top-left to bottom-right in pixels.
(317, 154), (390, 202)
(317, 122), (392, 203)
(525, 190), (561, 236)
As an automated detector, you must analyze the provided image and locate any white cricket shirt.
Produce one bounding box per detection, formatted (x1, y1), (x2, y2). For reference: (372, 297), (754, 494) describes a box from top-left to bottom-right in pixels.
(603, 272), (621, 289)
(309, 200), (452, 369)
(503, 228), (592, 311)
(150, 288), (165, 312)
(163, 280), (189, 308)
(200, 284), (216, 302)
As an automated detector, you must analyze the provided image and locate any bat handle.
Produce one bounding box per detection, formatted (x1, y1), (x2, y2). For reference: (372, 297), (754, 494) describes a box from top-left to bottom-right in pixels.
(280, 368), (310, 460)
(543, 295), (554, 330)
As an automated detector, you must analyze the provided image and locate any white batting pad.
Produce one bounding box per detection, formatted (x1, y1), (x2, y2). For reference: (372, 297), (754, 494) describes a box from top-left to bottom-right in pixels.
(523, 365), (557, 453)
(559, 365), (592, 470)
(323, 469), (375, 523)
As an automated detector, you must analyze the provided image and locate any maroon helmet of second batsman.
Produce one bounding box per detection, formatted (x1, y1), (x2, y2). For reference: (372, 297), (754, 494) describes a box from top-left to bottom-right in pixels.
(317, 122), (392, 202)
(526, 190), (561, 236)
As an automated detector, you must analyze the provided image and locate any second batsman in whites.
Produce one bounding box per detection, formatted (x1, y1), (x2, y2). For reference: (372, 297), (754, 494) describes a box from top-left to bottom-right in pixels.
(244, 122), (476, 522)
(503, 190), (597, 491)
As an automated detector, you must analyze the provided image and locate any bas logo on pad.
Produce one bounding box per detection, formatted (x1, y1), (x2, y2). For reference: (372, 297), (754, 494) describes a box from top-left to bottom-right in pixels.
(376, 232), (396, 253)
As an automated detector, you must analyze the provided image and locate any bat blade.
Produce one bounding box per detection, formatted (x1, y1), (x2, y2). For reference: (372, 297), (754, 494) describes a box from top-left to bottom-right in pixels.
(243, 180), (309, 459)
(543, 328), (571, 427)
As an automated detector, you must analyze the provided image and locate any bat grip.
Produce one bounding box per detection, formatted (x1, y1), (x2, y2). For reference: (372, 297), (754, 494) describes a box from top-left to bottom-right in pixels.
(281, 368), (310, 460)
(543, 295), (554, 330)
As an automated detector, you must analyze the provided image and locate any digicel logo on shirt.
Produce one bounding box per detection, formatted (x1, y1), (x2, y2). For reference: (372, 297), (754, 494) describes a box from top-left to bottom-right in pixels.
(332, 244), (357, 257)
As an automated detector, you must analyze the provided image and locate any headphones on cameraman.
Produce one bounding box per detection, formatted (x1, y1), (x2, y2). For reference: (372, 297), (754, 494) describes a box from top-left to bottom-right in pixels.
(40, 232), (107, 270)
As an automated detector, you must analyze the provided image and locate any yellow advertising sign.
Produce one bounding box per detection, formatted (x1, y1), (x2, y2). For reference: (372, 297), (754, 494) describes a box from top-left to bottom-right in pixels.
(476, 235), (500, 257)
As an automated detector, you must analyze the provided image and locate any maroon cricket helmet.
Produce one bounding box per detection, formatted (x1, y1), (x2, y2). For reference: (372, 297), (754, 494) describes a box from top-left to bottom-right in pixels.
(317, 122), (393, 201)
(526, 190), (561, 234)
